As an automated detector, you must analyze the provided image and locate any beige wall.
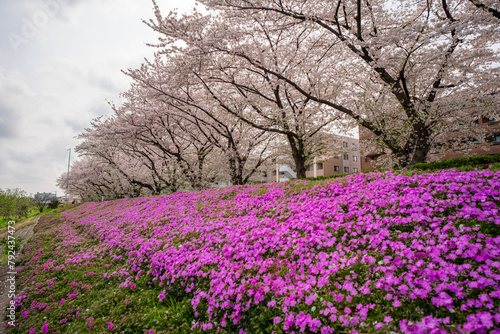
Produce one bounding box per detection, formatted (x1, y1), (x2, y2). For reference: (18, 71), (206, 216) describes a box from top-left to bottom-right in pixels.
(264, 135), (362, 181)
(306, 135), (361, 178)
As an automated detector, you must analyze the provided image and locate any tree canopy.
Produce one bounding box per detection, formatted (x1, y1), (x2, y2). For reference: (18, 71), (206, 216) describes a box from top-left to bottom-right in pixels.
(60, 0), (499, 200)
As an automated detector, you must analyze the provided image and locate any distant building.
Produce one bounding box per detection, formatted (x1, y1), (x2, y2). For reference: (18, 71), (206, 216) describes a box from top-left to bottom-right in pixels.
(306, 136), (361, 177)
(262, 135), (361, 182)
(34, 192), (57, 204)
(263, 164), (298, 183)
(58, 195), (82, 204)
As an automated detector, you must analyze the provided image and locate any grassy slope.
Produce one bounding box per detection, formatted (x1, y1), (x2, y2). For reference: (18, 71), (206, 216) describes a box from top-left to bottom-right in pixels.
(6, 169), (500, 334)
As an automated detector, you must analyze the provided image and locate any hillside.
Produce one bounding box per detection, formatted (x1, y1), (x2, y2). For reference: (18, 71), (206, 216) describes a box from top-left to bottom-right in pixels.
(6, 170), (500, 333)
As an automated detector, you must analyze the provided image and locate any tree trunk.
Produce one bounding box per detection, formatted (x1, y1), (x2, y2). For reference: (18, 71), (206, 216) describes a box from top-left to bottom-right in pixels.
(410, 123), (431, 165)
(397, 154), (411, 167)
(227, 154), (246, 185)
(287, 134), (307, 179)
(411, 145), (429, 165)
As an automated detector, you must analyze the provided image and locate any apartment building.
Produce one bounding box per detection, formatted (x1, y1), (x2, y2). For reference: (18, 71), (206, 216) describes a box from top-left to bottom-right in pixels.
(359, 117), (500, 171)
(305, 136), (361, 178)
(261, 136), (361, 182)
(262, 164), (298, 183)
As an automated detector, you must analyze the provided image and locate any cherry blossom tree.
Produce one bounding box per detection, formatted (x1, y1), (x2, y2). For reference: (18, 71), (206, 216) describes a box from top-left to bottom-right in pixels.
(124, 55), (275, 185)
(145, 4), (347, 177)
(76, 106), (213, 193)
(468, 0), (499, 19)
(56, 158), (142, 202)
(180, 0), (500, 166)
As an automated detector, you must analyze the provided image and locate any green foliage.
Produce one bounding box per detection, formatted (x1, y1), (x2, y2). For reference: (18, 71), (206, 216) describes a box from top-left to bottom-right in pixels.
(301, 154), (500, 183)
(0, 236), (24, 265)
(48, 198), (60, 209)
(0, 236), (24, 254)
(0, 188), (32, 222)
(404, 154), (500, 171)
(300, 169), (374, 182)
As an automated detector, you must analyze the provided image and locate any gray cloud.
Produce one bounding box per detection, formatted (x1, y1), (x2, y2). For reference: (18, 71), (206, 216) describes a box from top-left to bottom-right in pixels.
(0, 0), (195, 194)
(0, 105), (18, 139)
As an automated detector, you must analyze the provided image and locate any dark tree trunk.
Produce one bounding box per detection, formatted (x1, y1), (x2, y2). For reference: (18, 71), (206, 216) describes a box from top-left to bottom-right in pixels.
(228, 157), (245, 185)
(287, 133), (307, 179)
(410, 123), (431, 165)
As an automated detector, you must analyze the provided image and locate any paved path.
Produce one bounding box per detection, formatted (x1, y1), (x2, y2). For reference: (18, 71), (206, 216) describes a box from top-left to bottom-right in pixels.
(0, 217), (39, 334)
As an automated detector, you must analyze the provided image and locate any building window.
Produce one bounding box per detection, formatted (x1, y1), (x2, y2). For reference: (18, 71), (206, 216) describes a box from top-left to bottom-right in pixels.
(343, 154), (348, 160)
(353, 155), (357, 161)
(352, 143), (357, 149)
(353, 168), (358, 172)
(473, 119), (479, 124)
(343, 141), (348, 148)
(344, 167), (349, 173)
(334, 166), (339, 172)
(492, 133), (500, 145)
(317, 163), (324, 170)
(334, 155), (339, 159)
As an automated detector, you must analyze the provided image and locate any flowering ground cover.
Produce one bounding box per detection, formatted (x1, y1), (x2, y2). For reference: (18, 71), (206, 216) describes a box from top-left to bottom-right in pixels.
(6, 170), (500, 333)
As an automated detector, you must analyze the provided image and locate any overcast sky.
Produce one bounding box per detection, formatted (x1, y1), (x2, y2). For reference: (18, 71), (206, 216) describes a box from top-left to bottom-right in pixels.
(0, 0), (195, 196)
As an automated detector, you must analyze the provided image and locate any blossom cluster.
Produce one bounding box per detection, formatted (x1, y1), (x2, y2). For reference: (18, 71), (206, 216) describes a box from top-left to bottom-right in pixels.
(10, 170), (500, 333)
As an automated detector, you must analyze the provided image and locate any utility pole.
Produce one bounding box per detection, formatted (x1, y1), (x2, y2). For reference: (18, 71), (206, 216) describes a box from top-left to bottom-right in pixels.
(313, 156), (317, 178)
(65, 148), (71, 204)
(276, 162), (279, 182)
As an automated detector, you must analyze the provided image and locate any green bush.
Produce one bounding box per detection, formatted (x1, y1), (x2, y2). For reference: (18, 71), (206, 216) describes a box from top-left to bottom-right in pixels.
(300, 154), (500, 182)
(48, 198), (60, 210)
(301, 169), (375, 182)
(405, 153), (500, 171)
(0, 188), (32, 222)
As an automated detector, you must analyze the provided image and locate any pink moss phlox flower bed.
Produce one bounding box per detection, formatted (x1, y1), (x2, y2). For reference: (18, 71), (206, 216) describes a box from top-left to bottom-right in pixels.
(8, 170), (500, 333)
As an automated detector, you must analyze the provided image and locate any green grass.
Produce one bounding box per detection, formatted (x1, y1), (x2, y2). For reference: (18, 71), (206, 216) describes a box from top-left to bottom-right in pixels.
(0, 218), (9, 229)
(0, 236), (24, 265)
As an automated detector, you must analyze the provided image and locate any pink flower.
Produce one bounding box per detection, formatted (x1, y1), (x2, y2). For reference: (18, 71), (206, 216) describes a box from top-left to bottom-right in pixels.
(158, 289), (166, 301)
(29, 329), (36, 334)
(108, 322), (114, 330)
(88, 317), (93, 326)
(60, 299), (65, 305)
(41, 322), (48, 333)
